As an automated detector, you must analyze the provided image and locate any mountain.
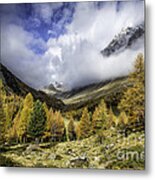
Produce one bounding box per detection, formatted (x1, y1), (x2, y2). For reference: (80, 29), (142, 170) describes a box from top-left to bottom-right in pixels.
(42, 23), (144, 101)
(53, 76), (132, 112)
(42, 83), (60, 96)
(101, 23), (144, 57)
(42, 81), (67, 96)
(0, 62), (132, 112)
(0, 63), (65, 110)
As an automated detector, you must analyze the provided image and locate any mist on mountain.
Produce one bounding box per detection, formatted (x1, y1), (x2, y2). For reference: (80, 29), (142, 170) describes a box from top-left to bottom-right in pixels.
(0, 1), (144, 90)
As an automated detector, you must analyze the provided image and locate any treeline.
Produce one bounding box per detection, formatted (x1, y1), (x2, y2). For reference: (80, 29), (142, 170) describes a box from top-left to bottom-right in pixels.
(0, 90), (67, 144)
(0, 54), (144, 145)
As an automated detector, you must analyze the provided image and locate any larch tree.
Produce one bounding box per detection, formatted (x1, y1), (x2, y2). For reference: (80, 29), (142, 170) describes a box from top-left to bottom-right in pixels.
(92, 99), (108, 134)
(43, 102), (49, 121)
(68, 117), (77, 141)
(50, 111), (66, 142)
(119, 111), (129, 126)
(118, 54), (144, 124)
(8, 111), (21, 143)
(18, 93), (34, 143)
(78, 107), (91, 140)
(44, 107), (54, 141)
(0, 93), (6, 144)
(108, 107), (117, 127)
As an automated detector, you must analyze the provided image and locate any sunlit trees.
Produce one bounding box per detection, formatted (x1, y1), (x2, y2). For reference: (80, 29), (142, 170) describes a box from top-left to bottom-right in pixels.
(0, 79), (22, 143)
(0, 80), (6, 144)
(68, 117), (77, 141)
(108, 107), (118, 127)
(28, 100), (46, 143)
(0, 79), (6, 102)
(2, 94), (20, 139)
(118, 54), (144, 124)
(43, 103), (66, 142)
(0, 53), (145, 147)
(8, 111), (21, 143)
(119, 111), (128, 126)
(44, 107), (54, 141)
(77, 107), (91, 140)
(0, 95), (6, 144)
(17, 93), (34, 143)
(75, 124), (80, 140)
(50, 111), (66, 142)
(5, 100), (14, 130)
(92, 99), (108, 133)
(43, 102), (49, 121)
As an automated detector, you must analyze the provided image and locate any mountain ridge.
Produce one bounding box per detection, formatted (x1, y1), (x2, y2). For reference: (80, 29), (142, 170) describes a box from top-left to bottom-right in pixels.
(0, 62), (132, 112)
(101, 23), (144, 57)
(0, 63), (65, 110)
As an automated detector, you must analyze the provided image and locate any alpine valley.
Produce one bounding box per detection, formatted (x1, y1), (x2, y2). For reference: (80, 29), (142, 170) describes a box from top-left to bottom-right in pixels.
(0, 21), (145, 169)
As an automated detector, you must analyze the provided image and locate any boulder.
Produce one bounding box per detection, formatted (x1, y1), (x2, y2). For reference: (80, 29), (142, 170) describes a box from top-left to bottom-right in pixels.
(69, 154), (89, 168)
(25, 144), (40, 154)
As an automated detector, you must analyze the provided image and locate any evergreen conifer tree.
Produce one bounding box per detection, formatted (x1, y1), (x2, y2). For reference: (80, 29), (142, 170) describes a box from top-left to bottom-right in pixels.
(28, 100), (46, 142)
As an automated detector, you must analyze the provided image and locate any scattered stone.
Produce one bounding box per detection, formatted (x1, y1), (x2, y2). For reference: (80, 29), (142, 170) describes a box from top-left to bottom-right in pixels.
(55, 154), (63, 160)
(25, 144), (39, 154)
(69, 154), (89, 168)
(48, 153), (56, 160)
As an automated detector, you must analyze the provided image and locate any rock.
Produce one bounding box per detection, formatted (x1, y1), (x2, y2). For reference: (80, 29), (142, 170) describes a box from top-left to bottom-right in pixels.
(48, 153), (56, 160)
(30, 152), (36, 156)
(101, 23), (144, 57)
(65, 148), (77, 157)
(69, 154), (89, 168)
(55, 154), (63, 160)
(109, 143), (115, 148)
(66, 148), (72, 155)
(94, 156), (100, 162)
(25, 144), (39, 154)
(26, 155), (32, 160)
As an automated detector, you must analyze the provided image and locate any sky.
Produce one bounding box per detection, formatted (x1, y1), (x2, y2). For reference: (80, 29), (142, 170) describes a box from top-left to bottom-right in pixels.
(0, 0), (144, 90)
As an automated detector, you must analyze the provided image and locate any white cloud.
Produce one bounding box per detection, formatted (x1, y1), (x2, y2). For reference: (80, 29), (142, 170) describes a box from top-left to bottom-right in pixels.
(46, 1), (144, 89)
(33, 3), (63, 24)
(1, 1), (144, 90)
(1, 24), (51, 88)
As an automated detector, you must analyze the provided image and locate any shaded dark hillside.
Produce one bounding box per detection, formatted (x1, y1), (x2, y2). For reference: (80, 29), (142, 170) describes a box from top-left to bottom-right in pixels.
(0, 63), (65, 110)
(0, 63), (133, 113)
(59, 77), (132, 112)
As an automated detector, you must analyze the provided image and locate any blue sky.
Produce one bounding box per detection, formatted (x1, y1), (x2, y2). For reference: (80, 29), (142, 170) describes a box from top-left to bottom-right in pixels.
(1, 2), (76, 54)
(1, 1), (123, 53)
(0, 1), (144, 89)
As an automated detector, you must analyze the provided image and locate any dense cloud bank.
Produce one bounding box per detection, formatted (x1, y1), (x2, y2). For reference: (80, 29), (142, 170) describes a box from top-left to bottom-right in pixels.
(0, 1), (144, 90)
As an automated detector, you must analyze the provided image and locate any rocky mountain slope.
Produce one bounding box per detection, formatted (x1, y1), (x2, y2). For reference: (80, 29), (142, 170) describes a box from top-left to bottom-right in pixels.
(0, 63), (65, 110)
(0, 62), (132, 112)
(41, 23), (144, 111)
(56, 77), (132, 112)
(101, 23), (144, 57)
